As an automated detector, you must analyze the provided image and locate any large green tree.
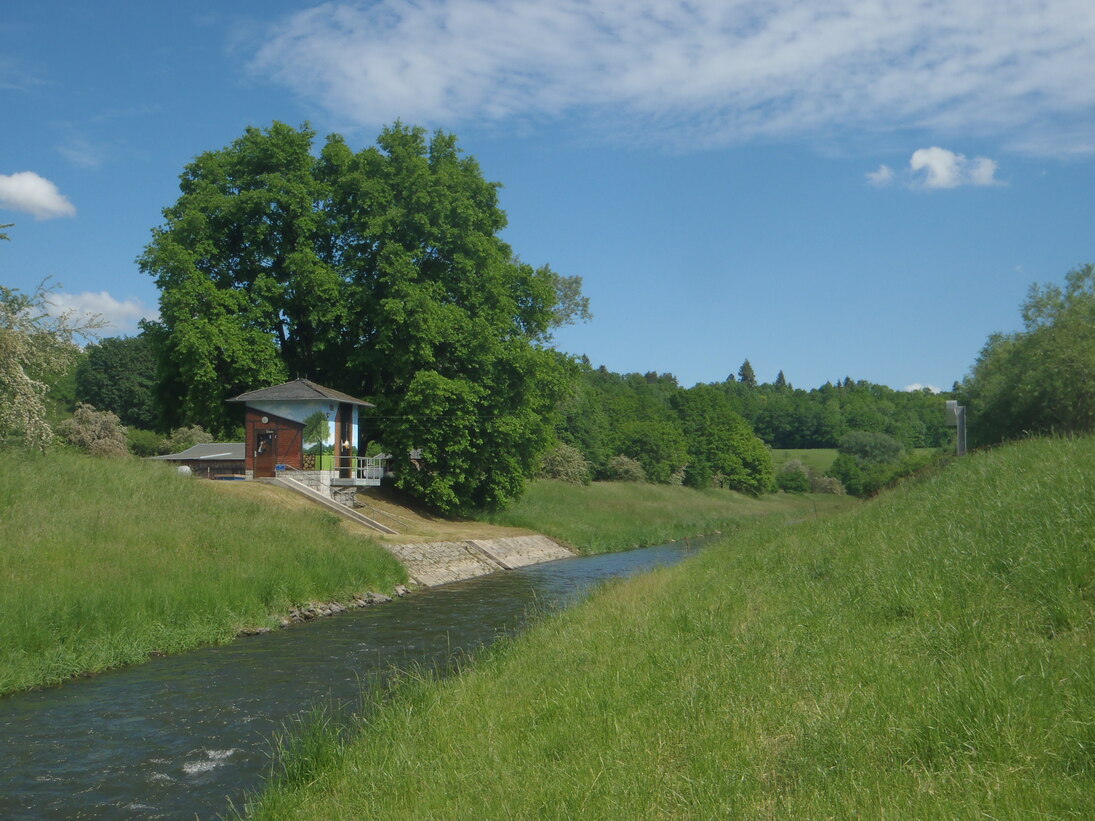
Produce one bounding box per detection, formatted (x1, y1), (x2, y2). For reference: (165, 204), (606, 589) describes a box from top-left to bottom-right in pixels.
(672, 384), (774, 494)
(962, 264), (1095, 446)
(141, 122), (584, 514)
(74, 334), (158, 430)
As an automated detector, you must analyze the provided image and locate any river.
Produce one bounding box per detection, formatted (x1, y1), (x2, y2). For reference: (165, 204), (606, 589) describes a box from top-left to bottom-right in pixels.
(0, 539), (700, 819)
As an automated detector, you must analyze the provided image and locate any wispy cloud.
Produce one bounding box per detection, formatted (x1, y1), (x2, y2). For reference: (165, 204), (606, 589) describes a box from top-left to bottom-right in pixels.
(56, 136), (107, 170)
(0, 171), (76, 219)
(866, 164), (895, 187)
(248, 0), (1095, 153)
(44, 291), (158, 335)
(867, 147), (1001, 190)
(0, 54), (45, 91)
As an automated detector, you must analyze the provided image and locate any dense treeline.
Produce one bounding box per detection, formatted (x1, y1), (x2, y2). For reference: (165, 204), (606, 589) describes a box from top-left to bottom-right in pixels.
(721, 372), (951, 449)
(549, 359), (951, 494)
(554, 366), (774, 494)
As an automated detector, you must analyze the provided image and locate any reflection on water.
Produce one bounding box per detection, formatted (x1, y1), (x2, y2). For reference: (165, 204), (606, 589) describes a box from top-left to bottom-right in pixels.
(0, 540), (700, 820)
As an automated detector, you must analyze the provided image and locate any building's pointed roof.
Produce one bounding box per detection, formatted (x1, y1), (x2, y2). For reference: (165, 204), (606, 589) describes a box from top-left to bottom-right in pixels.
(227, 378), (374, 407)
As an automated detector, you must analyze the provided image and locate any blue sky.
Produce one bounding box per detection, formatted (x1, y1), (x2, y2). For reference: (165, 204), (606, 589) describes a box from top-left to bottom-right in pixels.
(4, 1), (1094, 392)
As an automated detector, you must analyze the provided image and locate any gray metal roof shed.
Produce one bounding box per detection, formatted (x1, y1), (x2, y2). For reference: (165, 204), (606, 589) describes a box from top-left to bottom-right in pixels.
(149, 443), (245, 461)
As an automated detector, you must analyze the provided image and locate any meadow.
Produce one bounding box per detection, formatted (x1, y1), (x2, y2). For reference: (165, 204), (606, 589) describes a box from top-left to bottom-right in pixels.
(242, 436), (1095, 819)
(769, 447), (839, 473)
(0, 452), (407, 694)
(484, 478), (856, 553)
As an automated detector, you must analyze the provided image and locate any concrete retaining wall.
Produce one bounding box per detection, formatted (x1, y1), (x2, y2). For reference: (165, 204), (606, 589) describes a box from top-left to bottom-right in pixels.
(386, 535), (574, 587)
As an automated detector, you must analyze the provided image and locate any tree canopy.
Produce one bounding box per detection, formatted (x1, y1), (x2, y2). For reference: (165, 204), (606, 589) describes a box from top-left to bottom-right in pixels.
(141, 122), (585, 513)
(553, 365), (774, 494)
(962, 264), (1095, 445)
(74, 334), (158, 430)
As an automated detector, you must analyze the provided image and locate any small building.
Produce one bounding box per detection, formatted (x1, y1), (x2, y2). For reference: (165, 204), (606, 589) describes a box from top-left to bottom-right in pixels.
(148, 443), (245, 478)
(227, 378), (385, 491)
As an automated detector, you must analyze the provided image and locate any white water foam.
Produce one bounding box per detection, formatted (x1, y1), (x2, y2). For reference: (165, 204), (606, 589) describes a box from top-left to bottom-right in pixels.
(182, 748), (240, 776)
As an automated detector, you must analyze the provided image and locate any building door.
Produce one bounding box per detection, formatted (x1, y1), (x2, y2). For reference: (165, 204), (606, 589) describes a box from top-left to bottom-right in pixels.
(255, 430), (277, 477)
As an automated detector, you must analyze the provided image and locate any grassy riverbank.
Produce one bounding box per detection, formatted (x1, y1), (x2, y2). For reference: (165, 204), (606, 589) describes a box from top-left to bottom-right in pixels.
(0, 452), (406, 695)
(484, 479), (857, 553)
(244, 436), (1095, 819)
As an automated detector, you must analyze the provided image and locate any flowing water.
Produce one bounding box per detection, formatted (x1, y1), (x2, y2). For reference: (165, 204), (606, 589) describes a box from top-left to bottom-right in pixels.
(0, 540), (700, 820)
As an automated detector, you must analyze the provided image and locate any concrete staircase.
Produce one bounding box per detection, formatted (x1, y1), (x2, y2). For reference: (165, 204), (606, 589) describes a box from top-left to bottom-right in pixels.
(262, 476), (398, 534)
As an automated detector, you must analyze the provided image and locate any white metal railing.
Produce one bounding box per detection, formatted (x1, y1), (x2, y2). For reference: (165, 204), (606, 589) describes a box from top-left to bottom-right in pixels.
(331, 455), (387, 481)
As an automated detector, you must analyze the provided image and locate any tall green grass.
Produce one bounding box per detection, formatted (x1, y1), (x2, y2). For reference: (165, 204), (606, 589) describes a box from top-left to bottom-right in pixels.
(243, 436), (1095, 819)
(0, 451), (406, 694)
(484, 479), (857, 553)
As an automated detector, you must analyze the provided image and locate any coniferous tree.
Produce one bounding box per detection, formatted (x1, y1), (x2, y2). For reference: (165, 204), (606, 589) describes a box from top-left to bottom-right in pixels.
(738, 359), (757, 387)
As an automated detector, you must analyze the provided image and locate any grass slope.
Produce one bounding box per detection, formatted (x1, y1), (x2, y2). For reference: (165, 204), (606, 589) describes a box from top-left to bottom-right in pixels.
(245, 436), (1095, 819)
(0, 452), (406, 694)
(484, 479), (857, 553)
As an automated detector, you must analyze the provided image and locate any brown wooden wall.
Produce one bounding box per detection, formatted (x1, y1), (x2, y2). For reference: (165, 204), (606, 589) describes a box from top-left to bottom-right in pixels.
(244, 408), (304, 475)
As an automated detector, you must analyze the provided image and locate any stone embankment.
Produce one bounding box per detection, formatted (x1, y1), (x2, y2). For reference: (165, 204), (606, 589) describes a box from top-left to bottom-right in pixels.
(386, 535), (575, 586)
(237, 585), (410, 636)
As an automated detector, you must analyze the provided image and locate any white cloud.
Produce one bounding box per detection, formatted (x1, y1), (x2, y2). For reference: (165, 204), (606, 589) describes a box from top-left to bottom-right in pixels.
(44, 291), (158, 335)
(910, 147), (963, 189)
(904, 383), (941, 393)
(866, 164), (894, 186)
(909, 147), (1000, 189)
(868, 147), (1001, 189)
(247, 0), (1095, 154)
(967, 156), (999, 187)
(0, 171), (76, 219)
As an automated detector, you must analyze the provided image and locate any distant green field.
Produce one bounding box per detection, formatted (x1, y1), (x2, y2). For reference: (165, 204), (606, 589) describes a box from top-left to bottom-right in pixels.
(770, 448), (839, 473)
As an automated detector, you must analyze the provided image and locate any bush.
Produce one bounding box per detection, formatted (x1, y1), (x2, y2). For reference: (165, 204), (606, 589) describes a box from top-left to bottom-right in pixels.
(127, 428), (166, 457)
(837, 430), (903, 463)
(618, 420), (688, 484)
(606, 454), (646, 482)
(538, 442), (591, 485)
(56, 404), (128, 458)
(776, 460), (811, 493)
(829, 448), (939, 497)
(809, 474), (846, 495)
(162, 425), (214, 454)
